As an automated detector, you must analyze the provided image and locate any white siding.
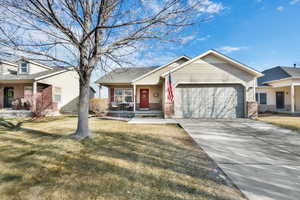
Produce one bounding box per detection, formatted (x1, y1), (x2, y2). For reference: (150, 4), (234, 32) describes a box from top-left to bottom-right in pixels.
(38, 70), (79, 111)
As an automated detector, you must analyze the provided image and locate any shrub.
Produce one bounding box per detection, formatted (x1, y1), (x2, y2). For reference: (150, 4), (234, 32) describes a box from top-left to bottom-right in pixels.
(89, 98), (108, 115)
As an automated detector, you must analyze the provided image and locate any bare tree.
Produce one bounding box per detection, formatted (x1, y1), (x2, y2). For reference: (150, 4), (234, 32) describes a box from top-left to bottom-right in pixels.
(0, 0), (218, 139)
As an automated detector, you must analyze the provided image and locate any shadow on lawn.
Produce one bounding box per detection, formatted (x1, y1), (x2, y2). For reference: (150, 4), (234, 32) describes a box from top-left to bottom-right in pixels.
(0, 118), (240, 200)
(0, 118), (64, 138)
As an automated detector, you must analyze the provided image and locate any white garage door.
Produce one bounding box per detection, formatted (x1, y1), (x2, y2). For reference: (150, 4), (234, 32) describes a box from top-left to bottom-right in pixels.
(174, 84), (245, 118)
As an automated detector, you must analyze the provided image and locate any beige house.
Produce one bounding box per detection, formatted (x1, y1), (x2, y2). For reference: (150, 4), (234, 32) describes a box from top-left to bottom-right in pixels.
(256, 66), (300, 114)
(0, 58), (90, 116)
(96, 50), (263, 118)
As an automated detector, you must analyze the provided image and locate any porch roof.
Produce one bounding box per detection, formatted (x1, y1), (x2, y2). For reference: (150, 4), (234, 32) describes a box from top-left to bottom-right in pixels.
(0, 67), (66, 81)
(258, 66), (300, 86)
(95, 66), (159, 85)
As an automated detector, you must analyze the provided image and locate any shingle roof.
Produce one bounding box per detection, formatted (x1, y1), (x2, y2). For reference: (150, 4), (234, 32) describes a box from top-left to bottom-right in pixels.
(95, 66), (159, 84)
(0, 67), (66, 81)
(257, 66), (300, 86)
(281, 67), (300, 77)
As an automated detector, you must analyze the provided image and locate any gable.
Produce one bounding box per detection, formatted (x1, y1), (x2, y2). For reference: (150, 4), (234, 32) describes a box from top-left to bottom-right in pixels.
(133, 57), (189, 85)
(171, 54), (255, 85)
(162, 50), (262, 78)
(15, 58), (52, 75)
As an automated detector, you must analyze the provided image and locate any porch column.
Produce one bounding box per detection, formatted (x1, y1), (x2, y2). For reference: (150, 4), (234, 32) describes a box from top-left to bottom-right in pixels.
(133, 84), (136, 112)
(291, 83), (295, 113)
(32, 81), (37, 112)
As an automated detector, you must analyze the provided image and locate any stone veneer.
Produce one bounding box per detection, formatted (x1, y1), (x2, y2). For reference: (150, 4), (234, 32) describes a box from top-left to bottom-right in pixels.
(247, 101), (258, 119)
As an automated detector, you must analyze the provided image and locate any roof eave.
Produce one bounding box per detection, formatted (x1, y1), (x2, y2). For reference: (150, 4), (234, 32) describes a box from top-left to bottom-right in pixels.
(34, 69), (68, 81)
(14, 58), (53, 69)
(131, 55), (190, 83)
(161, 50), (263, 77)
(262, 77), (294, 84)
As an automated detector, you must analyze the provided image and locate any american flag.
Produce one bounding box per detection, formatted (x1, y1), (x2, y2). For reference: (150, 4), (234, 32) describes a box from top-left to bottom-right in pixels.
(167, 72), (174, 102)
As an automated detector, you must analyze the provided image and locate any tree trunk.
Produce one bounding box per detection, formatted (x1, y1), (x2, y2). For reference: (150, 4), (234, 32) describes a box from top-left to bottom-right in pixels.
(73, 76), (91, 139)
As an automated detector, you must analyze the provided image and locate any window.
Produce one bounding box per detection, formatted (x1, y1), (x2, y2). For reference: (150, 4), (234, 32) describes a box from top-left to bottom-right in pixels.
(20, 62), (29, 73)
(259, 93), (267, 104)
(256, 92), (267, 104)
(114, 88), (133, 103)
(54, 87), (62, 102)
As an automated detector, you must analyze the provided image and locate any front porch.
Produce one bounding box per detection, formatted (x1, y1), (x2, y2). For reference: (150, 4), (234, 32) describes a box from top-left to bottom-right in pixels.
(274, 110), (300, 116)
(0, 81), (58, 115)
(257, 82), (300, 114)
(105, 84), (164, 116)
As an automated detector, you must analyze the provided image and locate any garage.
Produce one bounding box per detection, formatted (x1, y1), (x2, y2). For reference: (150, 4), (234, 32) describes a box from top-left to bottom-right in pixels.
(174, 84), (245, 118)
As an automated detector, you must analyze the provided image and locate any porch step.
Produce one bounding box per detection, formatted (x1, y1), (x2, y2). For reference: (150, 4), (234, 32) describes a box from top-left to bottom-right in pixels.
(134, 111), (163, 118)
(107, 110), (163, 118)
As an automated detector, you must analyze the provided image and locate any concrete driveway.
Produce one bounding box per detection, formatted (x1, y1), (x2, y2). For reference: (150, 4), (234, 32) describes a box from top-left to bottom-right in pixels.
(178, 119), (300, 200)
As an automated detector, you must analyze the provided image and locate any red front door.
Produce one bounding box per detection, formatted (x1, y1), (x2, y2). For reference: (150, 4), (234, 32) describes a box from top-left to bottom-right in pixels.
(140, 89), (149, 109)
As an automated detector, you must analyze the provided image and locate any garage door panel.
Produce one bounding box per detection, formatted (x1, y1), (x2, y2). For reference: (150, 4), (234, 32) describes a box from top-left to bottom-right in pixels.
(175, 84), (244, 118)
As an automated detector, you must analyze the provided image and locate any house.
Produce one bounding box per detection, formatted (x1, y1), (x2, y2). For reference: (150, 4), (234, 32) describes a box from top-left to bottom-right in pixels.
(256, 66), (300, 114)
(96, 50), (263, 118)
(0, 58), (81, 116)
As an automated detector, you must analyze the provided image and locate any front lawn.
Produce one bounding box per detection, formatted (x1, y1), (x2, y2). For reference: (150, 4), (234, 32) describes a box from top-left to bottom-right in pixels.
(258, 114), (300, 132)
(0, 116), (245, 200)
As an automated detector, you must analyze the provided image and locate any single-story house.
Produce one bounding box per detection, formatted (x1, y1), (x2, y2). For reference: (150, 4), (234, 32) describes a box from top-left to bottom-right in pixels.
(96, 50), (263, 118)
(0, 58), (91, 116)
(256, 66), (300, 114)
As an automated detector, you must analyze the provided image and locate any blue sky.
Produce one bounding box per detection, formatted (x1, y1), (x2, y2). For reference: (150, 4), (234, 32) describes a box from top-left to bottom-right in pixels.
(92, 0), (300, 95)
(149, 0), (300, 72)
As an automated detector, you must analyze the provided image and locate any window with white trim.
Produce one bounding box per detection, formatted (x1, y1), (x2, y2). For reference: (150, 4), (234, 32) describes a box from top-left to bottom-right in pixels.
(20, 62), (29, 73)
(256, 92), (267, 105)
(54, 87), (62, 102)
(114, 88), (133, 103)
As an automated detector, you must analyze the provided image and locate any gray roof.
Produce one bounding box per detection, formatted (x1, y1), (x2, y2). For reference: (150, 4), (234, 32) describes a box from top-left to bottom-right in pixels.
(96, 66), (159, 84)
(281, 67), (300, 77)
(0, 67), (66, 81)
(258, 66), (300, 86)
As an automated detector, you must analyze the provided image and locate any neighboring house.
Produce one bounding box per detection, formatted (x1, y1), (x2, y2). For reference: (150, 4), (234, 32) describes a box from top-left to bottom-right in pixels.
(256, 66), (300, 113)
(0, 58), (81, 115)
(96, 50), (263, 118)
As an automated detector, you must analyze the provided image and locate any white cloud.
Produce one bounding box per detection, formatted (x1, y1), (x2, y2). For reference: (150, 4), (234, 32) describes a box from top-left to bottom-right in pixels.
(277, 6), (284, 12)
(290, 0), (299, 5)
(189, 0), (224, 14)
(217, 46), (247, 53)
(198, 35), (211, 41)
(141, 0), (162, 13)
(180, 35), (196, 44)
(179, 34), (210, 45)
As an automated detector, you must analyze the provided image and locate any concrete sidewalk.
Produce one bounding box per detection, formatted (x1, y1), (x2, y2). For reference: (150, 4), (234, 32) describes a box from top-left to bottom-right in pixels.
(128, 117), (177, 124)
(178, 119), (300, 200)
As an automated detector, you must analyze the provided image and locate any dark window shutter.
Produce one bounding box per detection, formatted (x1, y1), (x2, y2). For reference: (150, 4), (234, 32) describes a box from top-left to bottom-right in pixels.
(110, 88), (114, 102)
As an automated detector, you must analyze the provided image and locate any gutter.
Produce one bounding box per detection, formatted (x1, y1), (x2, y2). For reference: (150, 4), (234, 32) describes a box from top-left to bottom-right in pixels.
(34, 69), (68, 81)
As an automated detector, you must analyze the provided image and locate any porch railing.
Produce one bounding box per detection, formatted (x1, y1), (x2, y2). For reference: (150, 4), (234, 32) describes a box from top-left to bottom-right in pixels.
(110, 102), (134, 111)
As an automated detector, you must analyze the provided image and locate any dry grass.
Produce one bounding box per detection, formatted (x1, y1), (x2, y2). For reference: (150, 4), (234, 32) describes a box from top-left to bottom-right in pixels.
(258, 113), (300, 133)
(0, 116), (245, 200)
